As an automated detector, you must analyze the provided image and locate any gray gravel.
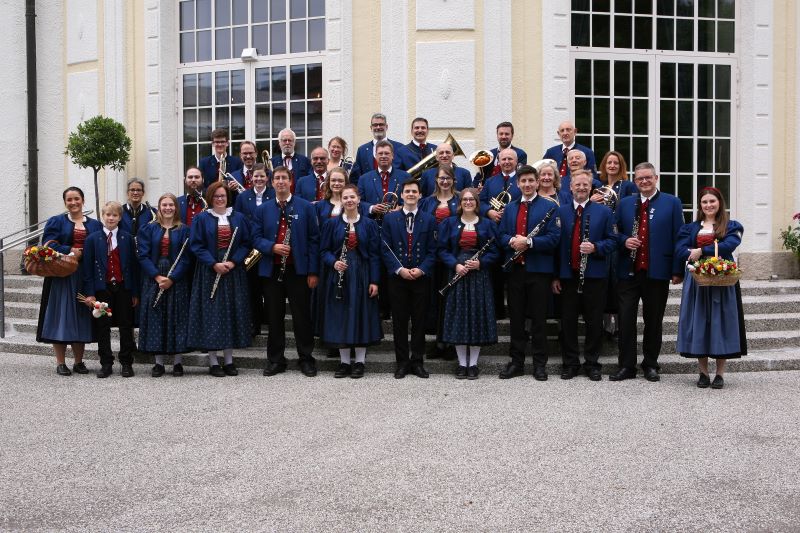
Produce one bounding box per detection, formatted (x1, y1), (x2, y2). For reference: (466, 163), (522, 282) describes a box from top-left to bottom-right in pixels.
(1, 352), (799, 532)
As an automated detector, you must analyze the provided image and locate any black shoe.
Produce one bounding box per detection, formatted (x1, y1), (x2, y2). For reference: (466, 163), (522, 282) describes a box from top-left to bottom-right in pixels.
(151, 364), (165, 377)
(351, 362), (365, 379)
(499, 362), (524, 379)
(533, 366), (548, 381)
(72, 361), (88, 374)
(394, 362), (409, 379)
(121, 364), (135, 378)
(223, 363), (238, 376)
(334, 363), (352, 378)
(467, 366), (479, 380)
(96, 365), (113, 378)
(300, 360), (318, 377)
(411, 363), (429, 379)
(380, 312), (391, 321)
(711, 375), (724, 389)
(560, 367), (580, 380)
(697, 373), (710, 388)
(209, 365), (225, 377)
(263, 362), (287, 376)
(609, 367), (637, 381)
(172, 364), (184, 377)
(588, 368), (602, 381)
(455, 365), (468, 379)
(56, 364), (72, 376)
(643, 367), (660, 382)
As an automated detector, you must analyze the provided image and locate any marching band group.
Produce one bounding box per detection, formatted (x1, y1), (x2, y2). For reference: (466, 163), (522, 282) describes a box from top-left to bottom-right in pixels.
(37, 115), (747, 388)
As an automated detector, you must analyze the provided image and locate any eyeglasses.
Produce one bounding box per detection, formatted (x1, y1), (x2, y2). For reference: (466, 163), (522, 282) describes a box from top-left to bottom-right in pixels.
(462, 198), (476, 203)
(370, 123), (386, 128)
(634, 175), (656, 182)
(128, 188), (144, 193)
(212, 194), (228, 199)
(437, 177), (453, 181)
(212, 140), (227, 145)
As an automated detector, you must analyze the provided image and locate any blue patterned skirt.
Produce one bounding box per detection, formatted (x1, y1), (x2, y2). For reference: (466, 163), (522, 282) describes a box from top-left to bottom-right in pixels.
(36, 268), (95, 344)
(187, 249), (252, 350)
(138, 257), (190, 354)
(441, 250), (497, 346)
(318, 249), (383, 348)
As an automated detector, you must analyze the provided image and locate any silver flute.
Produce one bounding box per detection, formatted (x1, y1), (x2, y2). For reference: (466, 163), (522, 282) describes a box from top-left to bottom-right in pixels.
(210, 226), (238, 299)
(152, 236), (189, 308)
(577, 213), (591, 294)
(502, 207), (557, 268)
(439, 237), (495, 296)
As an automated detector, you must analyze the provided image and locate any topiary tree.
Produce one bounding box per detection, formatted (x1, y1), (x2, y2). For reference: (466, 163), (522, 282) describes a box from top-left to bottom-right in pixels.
(65, 116), (132, 215)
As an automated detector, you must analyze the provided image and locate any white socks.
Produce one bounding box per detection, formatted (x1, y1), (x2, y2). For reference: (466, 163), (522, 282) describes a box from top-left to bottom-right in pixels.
(340, 347), (367, 365)
(223, 349), (233, 365)
(469, 346), (481, 367)
(354, 347), (366, 364)
(456, 345), (468, 366)
(208, 351), (219, 366)
(339, 348), (352, 364)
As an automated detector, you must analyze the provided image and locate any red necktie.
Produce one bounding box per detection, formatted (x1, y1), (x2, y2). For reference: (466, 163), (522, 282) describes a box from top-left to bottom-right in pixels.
(491, 153), (501, 176)
(514, 201), (529, 264)
(316, 175), (325, 200)
(419, 143), (426, 154)
(381, 171), (389, 196)
(106, 231), (113, 257)
(571, 205), (583, 271)
(244, 169), (253, 189)
(635, 199), (650, 272)
(560, 147), (569, 177)
(284, 156), (291, 169)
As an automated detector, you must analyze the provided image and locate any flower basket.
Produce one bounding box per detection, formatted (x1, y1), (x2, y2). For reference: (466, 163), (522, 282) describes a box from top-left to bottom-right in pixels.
(23, 240), (79, 278)
(689, 240), (741, 287)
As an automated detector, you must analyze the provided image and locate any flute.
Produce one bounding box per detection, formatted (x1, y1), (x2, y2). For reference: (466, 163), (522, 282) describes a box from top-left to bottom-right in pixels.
(277, 210), (292, 282)
(629, 196), (641, 275)
(210, 226), (238, 299)
(502, 206), (557, 268)
(335, 228), (349, 300)
(439, 237), (495, 296)
(577, 213), (591, 294)
(152, 236), (189, 308)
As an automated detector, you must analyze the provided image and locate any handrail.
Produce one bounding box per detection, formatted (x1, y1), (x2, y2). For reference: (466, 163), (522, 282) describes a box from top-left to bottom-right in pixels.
(0, 210), (93, 242)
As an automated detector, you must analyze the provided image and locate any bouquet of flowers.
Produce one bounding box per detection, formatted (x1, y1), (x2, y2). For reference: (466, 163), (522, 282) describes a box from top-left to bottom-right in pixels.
(780, 212), (800, 258)
(23, 240), (79, 277)
(76, 294), (113, 318)
(687, 241), (742, 287)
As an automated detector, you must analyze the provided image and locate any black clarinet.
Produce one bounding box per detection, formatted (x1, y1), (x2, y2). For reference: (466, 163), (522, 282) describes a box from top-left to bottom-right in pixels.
(577, 213), (591, 294)
(502, 206), (557, 268)
(335, 226), (349, 300)
(277, 207), (292, 282)
(629, 196), (641, 275)
(439, 237), (495, 295)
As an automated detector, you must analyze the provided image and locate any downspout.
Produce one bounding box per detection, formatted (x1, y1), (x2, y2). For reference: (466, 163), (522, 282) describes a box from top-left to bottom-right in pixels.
(26, 0), (38, 225)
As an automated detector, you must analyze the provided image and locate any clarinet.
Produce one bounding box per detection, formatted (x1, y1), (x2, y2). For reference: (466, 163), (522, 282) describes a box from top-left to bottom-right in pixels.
(277, 209), (292, 282)
(335, 228), (349, 300)
(439, 237), (495, 296)
(629, 196), (641, 275)
(502, 206), (557, 268)
(210, 226), (238, 299)
(152, 235), (189, 308)
(577, 213), (591, 294)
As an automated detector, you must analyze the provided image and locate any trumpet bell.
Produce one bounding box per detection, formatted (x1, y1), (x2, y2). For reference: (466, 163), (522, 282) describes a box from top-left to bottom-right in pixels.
(594, 185), (619, 211)
(469, 150), (494, 168)
(407, 132), (465, 178)
(382, 191), (399, 209)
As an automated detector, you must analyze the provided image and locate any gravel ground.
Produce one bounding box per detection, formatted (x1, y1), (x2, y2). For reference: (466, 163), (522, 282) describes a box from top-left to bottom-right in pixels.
(1, 353), (799, 532)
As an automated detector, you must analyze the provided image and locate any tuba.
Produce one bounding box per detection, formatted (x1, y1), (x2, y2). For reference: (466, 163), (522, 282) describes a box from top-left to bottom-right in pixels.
(407, 133), (465, 179)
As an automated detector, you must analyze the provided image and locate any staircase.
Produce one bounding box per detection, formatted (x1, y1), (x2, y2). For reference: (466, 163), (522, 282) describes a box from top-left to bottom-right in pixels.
(3, 274), (799, 375)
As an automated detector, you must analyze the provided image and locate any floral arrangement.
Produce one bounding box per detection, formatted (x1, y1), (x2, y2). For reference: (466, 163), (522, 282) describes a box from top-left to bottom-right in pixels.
(780, 212), (800, 257)
(687, 255), (740, 277)
(76, 294), (113, 318)
(23, 243), (62, 263)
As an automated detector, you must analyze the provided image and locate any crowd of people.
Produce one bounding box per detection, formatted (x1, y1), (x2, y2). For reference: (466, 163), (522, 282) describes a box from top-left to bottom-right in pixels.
(36, 114), (747, 388)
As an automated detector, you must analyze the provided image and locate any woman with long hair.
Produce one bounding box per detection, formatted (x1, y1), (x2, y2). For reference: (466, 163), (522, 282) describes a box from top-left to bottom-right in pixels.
(327, 137), (351, 175)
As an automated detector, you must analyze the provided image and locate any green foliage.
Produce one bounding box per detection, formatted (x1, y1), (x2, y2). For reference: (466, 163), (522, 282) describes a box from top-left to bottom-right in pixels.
(64, 116), (131, 172)
(781, 213), (800, 257)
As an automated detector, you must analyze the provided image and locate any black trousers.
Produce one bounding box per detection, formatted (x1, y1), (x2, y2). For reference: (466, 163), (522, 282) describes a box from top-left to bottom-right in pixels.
(559, 276), (607, 370)
(261, 265), (315, 364)
(246, 265), (265, 335)
(96, 283), (135, 366)
(617, 271), (670, 371)
(388, 275), (430, 364)
(507, 266), (551, 367)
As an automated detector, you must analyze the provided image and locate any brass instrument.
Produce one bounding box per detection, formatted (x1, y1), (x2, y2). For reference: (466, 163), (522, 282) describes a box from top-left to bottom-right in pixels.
(210, 226), (238, 299)
(223, 172), (246, 194)
(190, 190), (208, 210)
(594, 185), (619, 211)
(261, 150), (273, 174)
(469, 149), (494, 169)
(577, 213), (591, 294)
(342, 155), (354, 177)
(217, 153), (227, 182)
(489, 189), (512, 211)
(244, 248), (262, 271)
(407, 133), (465, 179)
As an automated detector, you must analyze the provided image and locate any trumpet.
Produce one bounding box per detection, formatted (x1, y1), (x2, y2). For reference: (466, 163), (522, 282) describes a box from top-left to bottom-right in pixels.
(244, 248), (262, 271)
(379, 191), (399, 214)
(593, 185), (619, 211)
(217, 153), (227, 182)
(262, 150), (273, 174)
(222, 172), (246, 194)
(489, 189), (512, 211)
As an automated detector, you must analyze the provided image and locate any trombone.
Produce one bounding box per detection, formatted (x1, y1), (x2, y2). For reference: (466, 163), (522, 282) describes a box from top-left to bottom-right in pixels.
(406, 133), (465, 179)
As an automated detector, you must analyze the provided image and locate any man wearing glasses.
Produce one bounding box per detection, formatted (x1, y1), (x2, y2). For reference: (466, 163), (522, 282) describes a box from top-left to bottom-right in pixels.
(611, 162), (684, 383)
(349, 113), (405, 184)
(120, 178), (156, 239)
(418, 143), (473, 196)
(198, 128), (243, 188)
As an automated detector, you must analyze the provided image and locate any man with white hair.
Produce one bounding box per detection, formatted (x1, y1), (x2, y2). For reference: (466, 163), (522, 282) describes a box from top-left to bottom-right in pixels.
(543, 120), (597, 181)
(269, 128), (312, 189)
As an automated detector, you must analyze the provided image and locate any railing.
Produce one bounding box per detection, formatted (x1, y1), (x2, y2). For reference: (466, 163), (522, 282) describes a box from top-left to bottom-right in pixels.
(0, 210), (93, 338)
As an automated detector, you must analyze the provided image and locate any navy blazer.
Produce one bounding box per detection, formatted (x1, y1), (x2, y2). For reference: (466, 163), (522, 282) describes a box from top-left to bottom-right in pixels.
(82, 228), (140, 297)
(314, 200), (369, 225)
(498, 196), (561, 274)
(199, 154), (243, 188)
(419, 166), (473, 197)
(437, 216), (499, 270)
(188, 210), (253, 268)
(555, 201), (616, 279)
(120, 203), (157, 237)
(295, 173), (325, 202)
(357, 168), (411, 214)
(320, 216), (382, 284)
(233, 188), (274, 223)
(543, 143), (598, 181)
(251, 196), (320, 277)
(478, 173), (522, 217)
(397, 141), (437, 170)
(270, 153), (312, 181)
(615, 191), (684, 280)
(607, 179), (638, 205)
(349, 139), (405, 184)
(675, 220), (744, 264)
(136, 223), (193, 282)
(42, 214), (103, 255)
(380, 209), (437, 276)
(473, 145), (529, 184)
(177, 194), (207, 226)
(418, 195), (459, 222)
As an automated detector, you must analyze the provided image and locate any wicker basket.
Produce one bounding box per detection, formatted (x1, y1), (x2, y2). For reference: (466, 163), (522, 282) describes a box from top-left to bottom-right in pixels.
(690, 240), (741, 287)
(23, 241), (79, 278)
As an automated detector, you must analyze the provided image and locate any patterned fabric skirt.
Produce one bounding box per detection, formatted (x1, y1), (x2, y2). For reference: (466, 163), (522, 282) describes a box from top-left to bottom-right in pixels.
(677, 270), (747, 359)
(36, 269), (95, 344)
(318, 249), (383, 348)
(187, 249), (252, 350)
(441, 250), (497, 346)
(138, 256), (190, 354)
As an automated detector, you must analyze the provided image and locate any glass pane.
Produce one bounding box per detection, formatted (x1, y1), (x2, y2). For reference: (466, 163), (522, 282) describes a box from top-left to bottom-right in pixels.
(697, 174), (713, 192)
(290, 20), (306, 53)
(678, 63), (694, 98)
(290, 64), (305, 100)
(634, 0), (651, 13)
(697, 138), (713, 172)
(573, 0), (590, 10)
(198, 72), (213, 106)
(180, 33), (195, 63)
(291, 0), (306, 18)
(657, 0), (674, 15)
(632, 62), (647, 97)
(676, 0), (694, 16)
(308, 101), (322, 136)
(575, 98), (592, 132)
(575, 60), (591, 95)
(197, 0), (212, 28)
(660, 63), (676, 98)
(660, 138), (676, 171)
(252, 0), (268, 23)
(593, 15), (611, 47)
(615, 137), (631, 166)
(256, 105), (271, 138)
(699, 0), (715, 17)
(215, 28), (231, 59)
(615, 98), (631, 134)
(255, 67), (270, 102)
(715, 176), (730, 204)
(272, 0), (286, 20)
(232, 0), (248, 25)
(271, 22), (286, 54)
(231, 106), (246, 138)
(197, 30), (212, 61)
(697, 101), (713, 136)
(180, 1), (195, 30)
(676, 19), (693, 51)
(594, 60), (610, 96)
(715, 65), (731, 99)
(634, 16), (652, 49)
(615, 0), (632, 12)
(718, 0), (734, 19)
(231, 69), (245, 104)
(198, 107), (213, 141)
(309, 0), (325, 17)
(215, 0), (230, 26)
(594, 98), (610, 134)
(593, 0), (610, 11)
(632, 136), (648, 165)
(698, 64), (713, 99)
(215, 107), (229, 130)
(308, 63), (322, 98)
(308, 18), (325, 51)
(614, 61), (630, 96)
(698, 20), (715, 52)
(718, 21), (734, 53)
(183, 74), (197, 107)
(183, 109), (198, 142)
(253, 24), (268, 55)
(678, 138), (693, 172)
(678, 101), (693, 136)
(272, 67), (287, 100)
(660, 100), (675, 135)
(632, 99), (647, 134)
(571, 14), (591, 47)
(184, 144), (198, 170)
(677, 175), (694, 208)
(657, 17), (674, 50)
(216, 71), (230, 107)
(272, 103), (287, 136)
(594, 136), (610, 158)
(659, 174), (675, 195)
(615, 16), (632, 48)
(715, 139), (730, 172)
(295, 139), (307, 156)
(715, 102), (731, 136)
(233, 26), (248, 57)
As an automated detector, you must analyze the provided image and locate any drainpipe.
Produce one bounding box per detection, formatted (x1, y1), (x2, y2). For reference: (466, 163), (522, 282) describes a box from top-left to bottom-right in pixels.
(26, 0), (39, 225)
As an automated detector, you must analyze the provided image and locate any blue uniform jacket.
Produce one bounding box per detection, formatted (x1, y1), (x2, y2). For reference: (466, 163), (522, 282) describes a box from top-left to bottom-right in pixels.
(136, 223), (193, 282)
(314, 200), (369, 225)
(188, 210), (253, 268)
(498, 196), (561, 274)
(233, 188), (274, 223)
(251, 196), (320, 277)
(473, 145), (528, 184)
(357, 168), (411, 214)
(270, 153), (312, 181)
(295, 173), (324, 202)
(349, 139), (405, 184)
(177, 194), (206, 225)
(478, 174), (522, 217)
(615, 191), (684, 280)
(418, 195), (459, 222)
(82, 228), (140, 297)
(42, 214), (103, 254)
(380, 209), (437, 276)
(397, 141), (437, 169)
(320, 216), (381, 284)
(555, 201), (616, 279)
(542, 143), (597, 181)
(120, 203), (157, 236)
(199, 154), (243, 188)
(419, 166), (473, 197)
(437, 216), (499, 270)
(675, 220), (744, 263)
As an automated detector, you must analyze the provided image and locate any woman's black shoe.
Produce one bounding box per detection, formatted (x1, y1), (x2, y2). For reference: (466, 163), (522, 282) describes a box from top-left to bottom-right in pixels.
(711, 375), (724, 389)
(467, 366), (479, 380)
(56, 364), (72, 376)
(455, 366), (467, 379)
(350, 362), (365, 379)
(172, 364), (184, 377)
(209, 365), (225, 377)
(697, 373), (710, 388)
(151, 364), (165, 378)
(334, 363), (351, 378)
(72, 362), (88, 374)
(223, 363), (239, 376)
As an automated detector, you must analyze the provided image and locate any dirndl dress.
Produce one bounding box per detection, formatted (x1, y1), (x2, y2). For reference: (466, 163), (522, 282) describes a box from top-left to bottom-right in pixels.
(138, 255), (190, 355)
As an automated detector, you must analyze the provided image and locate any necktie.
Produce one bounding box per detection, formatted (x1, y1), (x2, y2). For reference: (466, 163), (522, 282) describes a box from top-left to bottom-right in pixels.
(560, 147), (569, 177)
(571, 205), (583, 270)
(316, 175), (325, 200)
(106, 231), (113, 257)
(503, 175), (510, 191)
(284, 156), (291, 169)
(406, 213), (414, 257)
(244, 169), (252, 189)
(419, 143), (426, 155)
(381, 171), (389, 195)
